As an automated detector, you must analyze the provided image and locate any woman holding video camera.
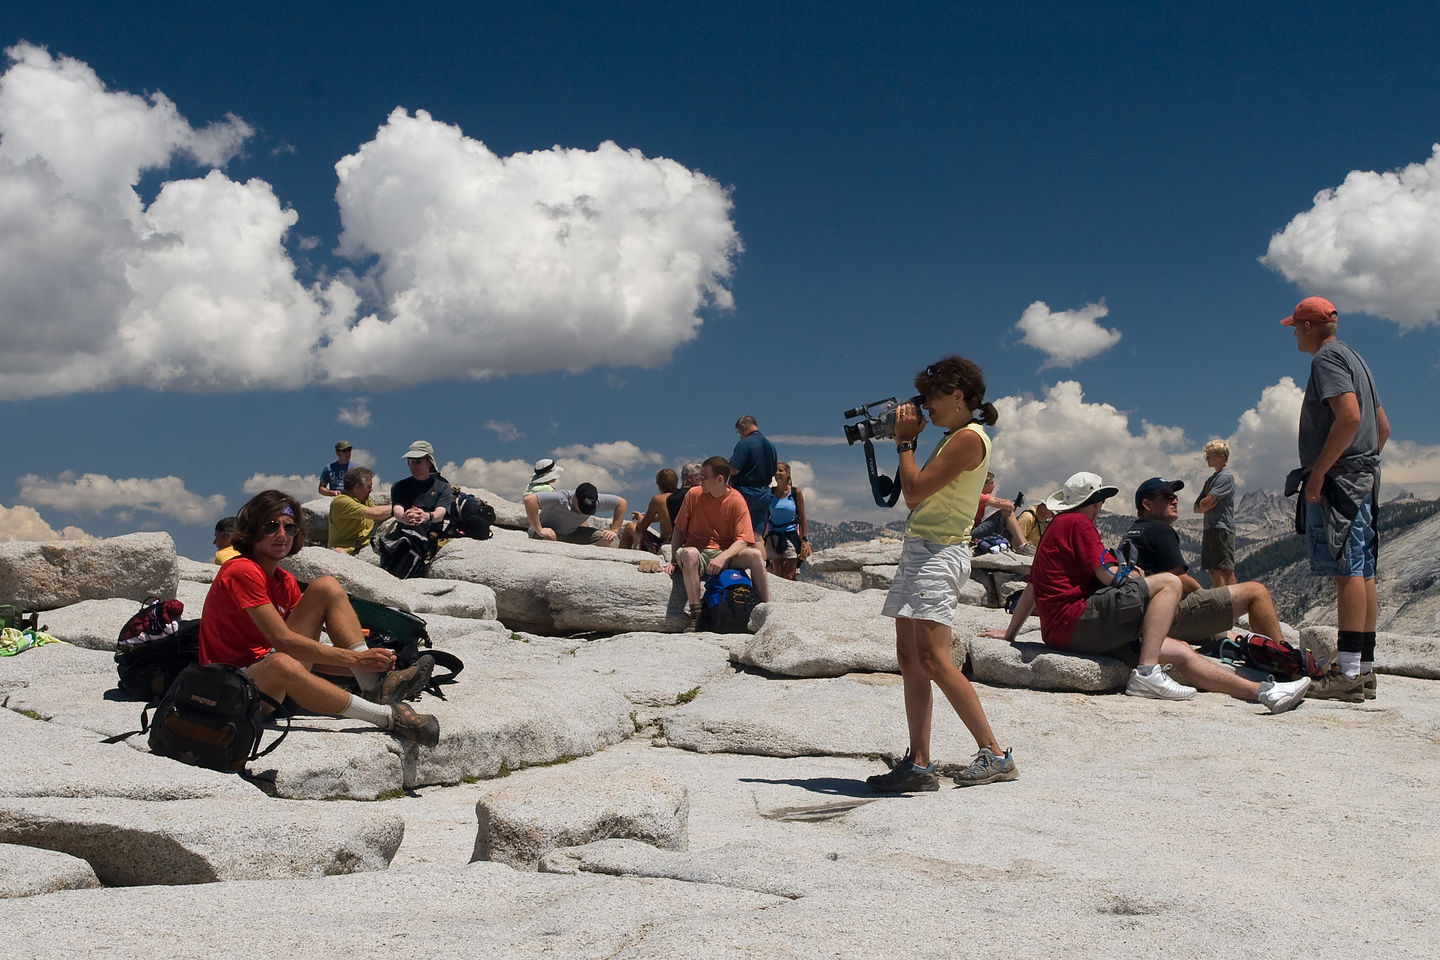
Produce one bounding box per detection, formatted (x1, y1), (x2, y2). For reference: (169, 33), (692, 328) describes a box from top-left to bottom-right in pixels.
(867, 355), (1018, 792)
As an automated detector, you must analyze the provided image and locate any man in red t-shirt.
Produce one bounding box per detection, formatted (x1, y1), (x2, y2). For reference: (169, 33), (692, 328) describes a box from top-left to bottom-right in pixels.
(665, 456), (770, 630)
(986, 472), (1309, 713)
(200, 490), (442, 746)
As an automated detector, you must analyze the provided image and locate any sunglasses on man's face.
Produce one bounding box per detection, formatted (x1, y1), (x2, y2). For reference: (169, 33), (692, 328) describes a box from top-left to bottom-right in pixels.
(263, 520), (300, 537)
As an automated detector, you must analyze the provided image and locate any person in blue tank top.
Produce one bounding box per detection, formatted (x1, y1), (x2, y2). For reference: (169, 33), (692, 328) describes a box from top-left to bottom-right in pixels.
(764, 462), (807, 580)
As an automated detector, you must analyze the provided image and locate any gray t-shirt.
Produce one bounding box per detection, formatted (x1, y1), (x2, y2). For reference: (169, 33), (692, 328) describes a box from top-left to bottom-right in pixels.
(1299, 339), (1382, 471)
(1199, 467), (1235, 533)
(534, 489), (622, 535)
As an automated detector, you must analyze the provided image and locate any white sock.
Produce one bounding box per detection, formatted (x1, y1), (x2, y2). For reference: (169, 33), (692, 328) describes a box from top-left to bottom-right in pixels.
(339, 694), (393, 729)
(349, 641), (382, 692)
(1338, 651), (1362, 677)
(1360, 660), (1375, 676)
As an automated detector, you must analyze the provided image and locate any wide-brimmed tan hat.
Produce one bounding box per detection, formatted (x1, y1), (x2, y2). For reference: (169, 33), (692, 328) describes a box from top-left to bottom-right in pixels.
(403, 440), (435, 461)
(1043, 472), (1119, 513)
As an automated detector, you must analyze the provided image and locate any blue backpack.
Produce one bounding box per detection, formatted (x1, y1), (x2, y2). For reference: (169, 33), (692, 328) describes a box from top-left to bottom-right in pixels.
(699, 569), (759, 633)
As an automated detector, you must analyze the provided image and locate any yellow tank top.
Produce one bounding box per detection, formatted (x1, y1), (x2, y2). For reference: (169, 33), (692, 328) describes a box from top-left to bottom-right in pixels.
(904, 422), (991, 545)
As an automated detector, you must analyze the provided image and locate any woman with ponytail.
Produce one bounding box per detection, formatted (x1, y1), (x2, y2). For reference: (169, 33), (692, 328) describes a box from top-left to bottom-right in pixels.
(866, 355), (1019, 792)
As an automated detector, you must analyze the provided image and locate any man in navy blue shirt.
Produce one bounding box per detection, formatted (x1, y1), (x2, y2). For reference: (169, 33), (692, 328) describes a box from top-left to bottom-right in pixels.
(318, 441), (353, 498)
(729, 415), (778, 560)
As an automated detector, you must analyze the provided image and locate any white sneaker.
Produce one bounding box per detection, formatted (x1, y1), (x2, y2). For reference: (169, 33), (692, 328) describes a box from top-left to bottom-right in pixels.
(1257, 675), (1311, 714)
(1126, 665), (1197, 700)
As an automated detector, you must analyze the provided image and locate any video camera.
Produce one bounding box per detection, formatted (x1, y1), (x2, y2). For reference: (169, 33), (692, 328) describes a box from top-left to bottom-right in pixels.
(842, 394), (924, 507)
(842, 395), (925, 446)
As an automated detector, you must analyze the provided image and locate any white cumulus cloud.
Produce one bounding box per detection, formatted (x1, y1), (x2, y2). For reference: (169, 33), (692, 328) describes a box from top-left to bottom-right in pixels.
(338, 399), (372, 427)
(551, 441), (664, 473)
(241, 473), (314, 501)
(988, 381), (1192, 510)
(1014, 300), (1122, 367)
(0, 43), (349, 396)
(485, 420), (522, 442)
(1262, 144), (1440, 328)
(16, 472), (227, 525)
(786, 460), (845, 519)
(320, 108), (741, 385)
(0, 504), (94, 542)
(1222, 377), (1305, 491)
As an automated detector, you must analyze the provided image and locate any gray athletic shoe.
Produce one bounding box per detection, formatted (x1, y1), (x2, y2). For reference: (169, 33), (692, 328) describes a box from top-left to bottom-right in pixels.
(367, 655), (434, 705)
(1362, 671), (1377, 700)
(1257, 675), (1310, 714)
(390, 701), (440, 747)
(866, 751), (939, 793)
(1126, 665), (1197, 701)
(1308, 665), (1364, 703)
(953, 747), (1018, 787)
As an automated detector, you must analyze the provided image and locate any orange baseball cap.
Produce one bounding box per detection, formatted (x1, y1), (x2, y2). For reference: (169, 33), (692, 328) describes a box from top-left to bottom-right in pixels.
(1281, 296), (1337, 326)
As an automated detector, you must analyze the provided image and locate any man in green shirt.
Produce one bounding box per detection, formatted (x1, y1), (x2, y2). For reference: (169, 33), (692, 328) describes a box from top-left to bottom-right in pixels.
(328, 467), (390, 554)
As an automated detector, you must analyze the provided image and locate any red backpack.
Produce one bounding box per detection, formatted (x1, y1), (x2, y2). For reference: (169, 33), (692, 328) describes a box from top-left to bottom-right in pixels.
(1218, 633), (1323, 682)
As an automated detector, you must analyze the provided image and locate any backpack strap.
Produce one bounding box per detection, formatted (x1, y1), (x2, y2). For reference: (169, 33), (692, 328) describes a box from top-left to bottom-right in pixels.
(420, 650), (465, 700)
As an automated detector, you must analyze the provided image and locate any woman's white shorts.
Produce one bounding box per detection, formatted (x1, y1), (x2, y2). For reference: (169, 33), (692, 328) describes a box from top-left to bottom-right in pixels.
(880, 536), (973, 626)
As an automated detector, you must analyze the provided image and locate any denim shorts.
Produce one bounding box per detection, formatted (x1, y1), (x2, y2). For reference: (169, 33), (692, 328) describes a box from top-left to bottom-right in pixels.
(882, 537), (972, 626)
(1306, 498), (1377, 578)
(738, 486), (771, 537)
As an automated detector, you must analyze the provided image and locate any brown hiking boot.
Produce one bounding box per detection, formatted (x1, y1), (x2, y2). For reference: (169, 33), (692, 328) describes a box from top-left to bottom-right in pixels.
(390, 701), (440, 747)
(685, 603), (702, 633)
(1363, 671), (1377, 700)
(365, 656), (434, 705)
(1307, 665), (1364, 703)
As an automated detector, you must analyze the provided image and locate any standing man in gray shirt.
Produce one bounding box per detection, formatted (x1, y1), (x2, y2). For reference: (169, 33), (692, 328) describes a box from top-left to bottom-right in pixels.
(1284, 296), (1390, 702)
(1193, 439), (1237, 587)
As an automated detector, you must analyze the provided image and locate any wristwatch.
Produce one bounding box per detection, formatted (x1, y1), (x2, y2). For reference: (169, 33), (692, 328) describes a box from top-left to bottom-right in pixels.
(896, 440), (916, 453)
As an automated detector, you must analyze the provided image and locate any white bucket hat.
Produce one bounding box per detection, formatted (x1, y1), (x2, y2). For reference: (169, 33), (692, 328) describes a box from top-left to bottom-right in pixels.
(1042, 471), (1120, 513)
(530, 458), (564, 485)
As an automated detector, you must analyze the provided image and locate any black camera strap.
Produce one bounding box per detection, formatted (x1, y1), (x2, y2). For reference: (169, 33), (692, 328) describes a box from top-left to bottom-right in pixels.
(862, 439), (904, 508)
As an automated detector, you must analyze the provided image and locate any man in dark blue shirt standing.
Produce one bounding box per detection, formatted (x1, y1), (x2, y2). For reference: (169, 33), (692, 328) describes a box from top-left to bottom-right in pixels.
(729, 415), (778, 561)
(318, 441), (353, 498)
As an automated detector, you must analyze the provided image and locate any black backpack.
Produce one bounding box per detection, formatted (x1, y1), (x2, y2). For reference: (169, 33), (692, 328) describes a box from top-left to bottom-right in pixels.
(146, 663), (288, 773)
(373, 521), (440, 579)
(698, 569), (759, 633)
(114, 597), (200, 702)
(445, 490), (496, 540)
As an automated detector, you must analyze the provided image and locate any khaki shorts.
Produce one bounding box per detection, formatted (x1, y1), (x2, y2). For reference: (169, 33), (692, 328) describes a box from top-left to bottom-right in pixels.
(1201, 528), (1235, 571)
(1168, 586), (1233, 642)
(881, 537), (972, 626)
(1067, 576), (1148, 659)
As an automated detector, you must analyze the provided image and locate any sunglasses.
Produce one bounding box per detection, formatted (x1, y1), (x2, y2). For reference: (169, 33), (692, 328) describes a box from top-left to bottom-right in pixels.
(263, 520), (300, 537)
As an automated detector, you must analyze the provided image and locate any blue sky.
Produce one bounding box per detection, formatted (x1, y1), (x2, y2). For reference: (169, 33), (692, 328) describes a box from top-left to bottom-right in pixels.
(2, 1), (1439, 559)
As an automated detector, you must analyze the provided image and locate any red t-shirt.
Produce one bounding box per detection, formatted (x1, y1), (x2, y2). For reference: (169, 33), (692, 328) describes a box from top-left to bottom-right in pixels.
(675, 486), (754, 550)
(973, 493), (994, 526)
(199, 556), (301, 668)
(1030, 511), (1106, 648)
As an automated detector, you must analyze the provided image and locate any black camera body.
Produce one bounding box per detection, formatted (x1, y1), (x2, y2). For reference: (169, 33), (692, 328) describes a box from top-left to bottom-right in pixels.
(842, 395), (925, 446)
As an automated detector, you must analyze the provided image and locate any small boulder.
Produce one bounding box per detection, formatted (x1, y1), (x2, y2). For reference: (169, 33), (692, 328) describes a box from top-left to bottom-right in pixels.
(0, 533), (179, 611)
(967, 635), (1129, 692)
(0, 843), (100, 898)
(473, 768), (688, 869)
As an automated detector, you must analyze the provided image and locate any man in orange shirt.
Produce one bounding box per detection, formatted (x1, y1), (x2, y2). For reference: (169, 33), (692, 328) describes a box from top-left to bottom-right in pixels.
(666, 456), (770, 630)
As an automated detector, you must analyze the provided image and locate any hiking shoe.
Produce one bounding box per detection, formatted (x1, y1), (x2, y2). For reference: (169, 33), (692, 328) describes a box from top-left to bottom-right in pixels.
(953, 747), (1018, 787)
(866, 751), (939, 793)
(389, 701), (440, 747)
(685, 604), (702, 633)
(1126, 665), (1197, 701)
(367, 655), (434, 705)
(1363, 671), (1377, 700)
(1257, 675), (1310, 714)
(1308, 665), (1364, 703)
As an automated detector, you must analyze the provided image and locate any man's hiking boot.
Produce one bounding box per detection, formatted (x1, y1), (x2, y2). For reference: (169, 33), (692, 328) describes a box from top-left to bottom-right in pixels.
(390, 701), (440, 747)
(367, 655), (434, 705)
(1125, 665), (1196, 701)
(866, 751), (939, 793)
(953, 747), (1018, 787)
(685, 604), (702, 633)
(1257, 675), (1310, 714)
(1363, 671), (1377, 700)
(1308, 665), (1364, 703)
